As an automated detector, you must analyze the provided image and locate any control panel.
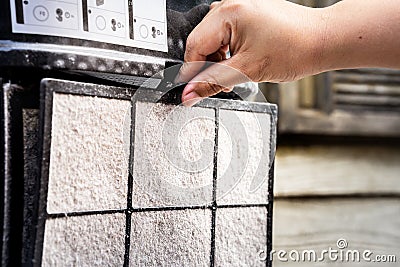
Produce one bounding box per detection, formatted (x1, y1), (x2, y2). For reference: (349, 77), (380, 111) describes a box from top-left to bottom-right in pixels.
(10, 0), (168, 52)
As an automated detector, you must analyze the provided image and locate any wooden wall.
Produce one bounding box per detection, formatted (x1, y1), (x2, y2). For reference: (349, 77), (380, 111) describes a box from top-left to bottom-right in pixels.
(272, 144), (400, 266)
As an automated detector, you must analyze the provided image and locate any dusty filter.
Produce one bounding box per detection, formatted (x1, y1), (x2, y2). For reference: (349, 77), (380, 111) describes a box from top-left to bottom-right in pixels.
(1, 78), (277, 266)
(0, 0), (277, 266)
(28, 79), (277, 266)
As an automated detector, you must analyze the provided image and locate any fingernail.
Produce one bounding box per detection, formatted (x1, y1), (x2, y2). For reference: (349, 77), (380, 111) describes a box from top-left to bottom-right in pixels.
(182, 83), (194, 96)
(182, 91), (202, 107)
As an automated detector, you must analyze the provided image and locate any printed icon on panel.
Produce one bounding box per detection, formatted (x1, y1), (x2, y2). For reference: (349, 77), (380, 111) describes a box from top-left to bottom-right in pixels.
(33, 5), (49, 22)
(96, 0), (105, 6)
(56, 8), (63, 22)
(95, 15), (106, 30)
(139, 24), (148, 38)
(111, 18), (116, 31)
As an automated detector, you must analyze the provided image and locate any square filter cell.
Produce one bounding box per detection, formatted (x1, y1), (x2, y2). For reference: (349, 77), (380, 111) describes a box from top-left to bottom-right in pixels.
(47, 93), (131, 214)
(131, 101), (215, 208)
(217, 109), (272, 205)
(42, 213), (126, 267)
(129, 209), (212, 266)
(215, 207), (268, 267)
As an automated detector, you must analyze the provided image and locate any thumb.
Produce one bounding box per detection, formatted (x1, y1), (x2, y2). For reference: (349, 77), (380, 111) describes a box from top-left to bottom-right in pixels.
(181, 57), (250, 106)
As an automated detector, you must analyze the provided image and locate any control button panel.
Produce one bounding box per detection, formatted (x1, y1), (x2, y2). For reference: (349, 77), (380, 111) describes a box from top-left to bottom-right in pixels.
(10, 0), (168, 52)
(87, 7), (126, 38)
(25, 1), (79, 30)
(134, 19), (165, 45)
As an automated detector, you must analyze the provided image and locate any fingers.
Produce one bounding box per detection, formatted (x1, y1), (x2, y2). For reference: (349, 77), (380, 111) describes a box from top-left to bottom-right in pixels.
(178, 0), (241, 107)
(176, 4), (231, 83)
(207, 47), (228, 62)
(185, 18), (231, 62)
(181, 56), (250, 106)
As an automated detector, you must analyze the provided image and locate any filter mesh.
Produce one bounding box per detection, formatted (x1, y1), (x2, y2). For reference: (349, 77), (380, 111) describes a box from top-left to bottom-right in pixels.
(215, 207), (268, 267)
(47, 94), (130, 214)
(42, 213), (126, 267)
(38, 80), (276, 266)
(217, 110), (271, 205)
(129, 209), (212, 266)
(131, 101), (215, 208)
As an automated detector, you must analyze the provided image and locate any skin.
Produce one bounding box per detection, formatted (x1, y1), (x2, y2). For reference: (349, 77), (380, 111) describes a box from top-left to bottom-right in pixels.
(177, 0), (400, 106)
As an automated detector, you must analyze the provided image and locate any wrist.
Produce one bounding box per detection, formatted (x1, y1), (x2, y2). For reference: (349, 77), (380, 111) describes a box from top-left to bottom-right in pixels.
(302, 6), (335, 76)
(288, 5), (332, 79)
(307, 3), (361, 74)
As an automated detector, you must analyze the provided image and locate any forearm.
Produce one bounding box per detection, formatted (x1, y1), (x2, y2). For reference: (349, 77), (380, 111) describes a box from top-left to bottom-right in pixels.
(313, 0), (400, 73)
(179, 0), (400, 104)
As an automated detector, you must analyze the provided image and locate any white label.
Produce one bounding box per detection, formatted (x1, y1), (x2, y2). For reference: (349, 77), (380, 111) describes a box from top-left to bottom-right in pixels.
(10, 0), (168, 52)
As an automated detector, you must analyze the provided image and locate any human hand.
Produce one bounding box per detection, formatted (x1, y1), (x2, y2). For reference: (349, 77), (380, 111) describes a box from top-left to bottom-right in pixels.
(177, 0), (321, 106)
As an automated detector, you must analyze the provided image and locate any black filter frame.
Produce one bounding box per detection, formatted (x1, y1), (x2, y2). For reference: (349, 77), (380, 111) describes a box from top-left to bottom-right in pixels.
(35, 79), (135, 267)
(1, 80), (41, 266)
(35, 79), (276, 267)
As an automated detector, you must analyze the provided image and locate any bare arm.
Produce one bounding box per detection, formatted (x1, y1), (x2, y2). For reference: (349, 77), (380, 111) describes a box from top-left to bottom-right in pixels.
(317, 0), (400, 71)
(179, 0), (400, 105)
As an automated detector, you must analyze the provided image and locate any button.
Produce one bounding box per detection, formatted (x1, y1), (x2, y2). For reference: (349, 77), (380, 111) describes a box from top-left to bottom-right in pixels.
(139, 24), (149, 39)
(95, 15), (106, 31)
(33, 5), (49, 22)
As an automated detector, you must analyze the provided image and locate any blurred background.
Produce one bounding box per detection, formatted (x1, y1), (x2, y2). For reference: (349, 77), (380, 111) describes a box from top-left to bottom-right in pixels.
(260, 1), (400, 265)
